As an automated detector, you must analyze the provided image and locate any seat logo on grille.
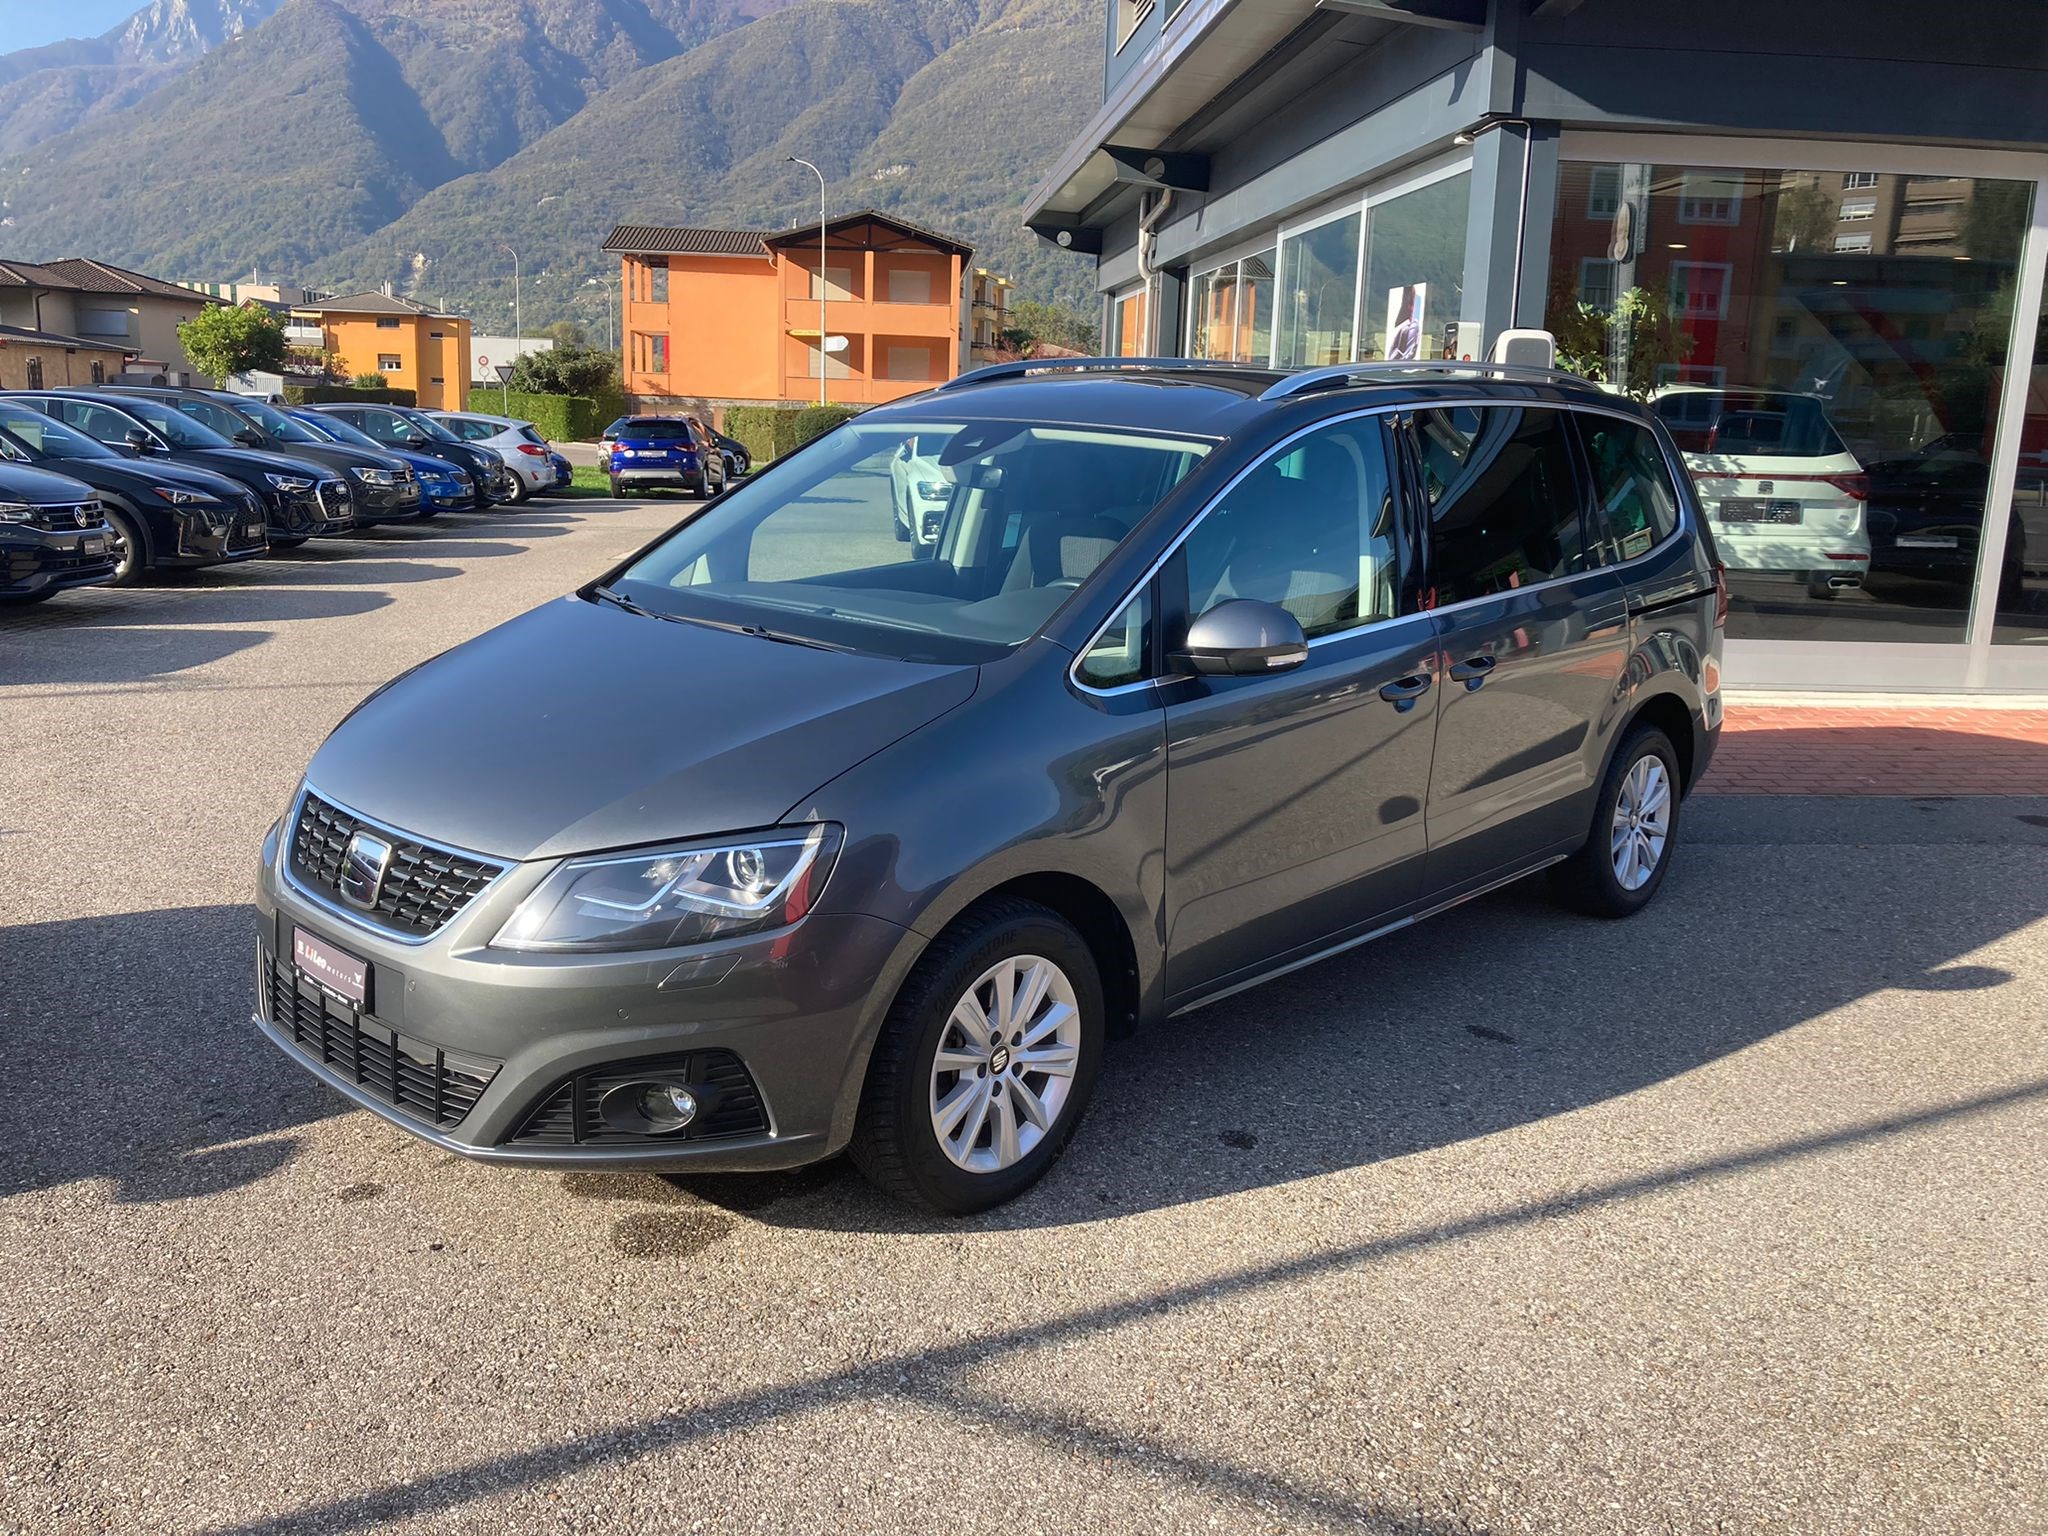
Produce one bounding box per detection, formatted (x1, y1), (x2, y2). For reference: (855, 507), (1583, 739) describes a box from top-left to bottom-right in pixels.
(339, 831), (394, 910)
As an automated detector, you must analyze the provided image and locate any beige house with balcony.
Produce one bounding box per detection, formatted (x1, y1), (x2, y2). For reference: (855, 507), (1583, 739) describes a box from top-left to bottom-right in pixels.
(0, 257), (221, 386)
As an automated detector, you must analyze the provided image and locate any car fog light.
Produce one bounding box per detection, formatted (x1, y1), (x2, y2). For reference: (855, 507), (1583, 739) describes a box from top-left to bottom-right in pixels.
(599, 1080), (698, 1135)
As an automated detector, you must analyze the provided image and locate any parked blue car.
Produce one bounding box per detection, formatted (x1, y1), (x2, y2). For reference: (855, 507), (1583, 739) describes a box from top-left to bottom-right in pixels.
(606, 415), (731, 498)
(548, 449), (573, 489)
(288, 409), (480, 514)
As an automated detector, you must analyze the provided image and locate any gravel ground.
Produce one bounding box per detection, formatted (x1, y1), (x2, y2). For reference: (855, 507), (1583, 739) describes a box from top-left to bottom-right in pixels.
(1, 501), (2043, 1535)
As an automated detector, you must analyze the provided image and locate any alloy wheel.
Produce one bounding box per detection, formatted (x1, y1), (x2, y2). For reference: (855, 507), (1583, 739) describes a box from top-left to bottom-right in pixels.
(1610, 754), (1672, 892)
(928, 954), (1080, 1173)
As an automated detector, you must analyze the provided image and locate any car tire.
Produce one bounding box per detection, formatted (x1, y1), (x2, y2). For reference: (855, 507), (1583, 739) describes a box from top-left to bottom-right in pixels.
(850, 898), (1104, 1215)
(506, 472), (529, 504)
(608, 476), (624, 499)
(891, 487), (910, 541)
(1552, 724), (1682, 919)
(102, 505), (148, 586)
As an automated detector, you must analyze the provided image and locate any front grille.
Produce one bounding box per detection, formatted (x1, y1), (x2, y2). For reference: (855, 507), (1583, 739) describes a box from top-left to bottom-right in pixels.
(24, 501), (101, 531)
(289, 791), (506, 938)
(511, 1052), (768, 1145)
(263, 954), (497, 1127)
(315, 481), (351, 522)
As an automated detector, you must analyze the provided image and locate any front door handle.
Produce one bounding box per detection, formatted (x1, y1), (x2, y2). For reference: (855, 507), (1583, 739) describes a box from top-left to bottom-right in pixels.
(1448, 655), (1496, 689)
(1379, 675), (1432, 712)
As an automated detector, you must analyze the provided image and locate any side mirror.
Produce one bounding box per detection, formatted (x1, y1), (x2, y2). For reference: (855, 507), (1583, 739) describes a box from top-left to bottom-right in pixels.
(1178, 600), (1309, 677)
(233, 428), (263, 447)
(123, 427), (160, 454)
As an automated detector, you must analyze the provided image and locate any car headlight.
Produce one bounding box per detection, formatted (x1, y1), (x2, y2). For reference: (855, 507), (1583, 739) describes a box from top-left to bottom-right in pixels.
(350, 467), (399, 486)
(491, 824), (841, 953)
(0, 500), (35, 523)
(915, 480), (949, 501)
(265, 472), (315, 493)
(151, 486), (209, 506)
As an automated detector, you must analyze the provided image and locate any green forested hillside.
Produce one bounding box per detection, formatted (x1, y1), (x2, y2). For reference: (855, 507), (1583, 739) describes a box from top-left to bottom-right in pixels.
(0, 0), (1099, 318)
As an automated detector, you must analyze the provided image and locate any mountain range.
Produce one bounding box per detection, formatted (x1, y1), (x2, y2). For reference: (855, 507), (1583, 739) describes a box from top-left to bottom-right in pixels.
(0, 0), (1098, 328)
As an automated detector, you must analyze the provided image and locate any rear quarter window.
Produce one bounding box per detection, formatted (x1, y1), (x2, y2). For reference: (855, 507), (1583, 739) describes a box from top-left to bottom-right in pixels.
(1578, 415), (1681, 563)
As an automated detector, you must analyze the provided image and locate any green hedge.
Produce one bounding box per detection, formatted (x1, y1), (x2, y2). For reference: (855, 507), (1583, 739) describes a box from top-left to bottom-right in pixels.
(282, 383), (417, 406)
(724, 404), (862, 463)
(480, 390), (630, 442)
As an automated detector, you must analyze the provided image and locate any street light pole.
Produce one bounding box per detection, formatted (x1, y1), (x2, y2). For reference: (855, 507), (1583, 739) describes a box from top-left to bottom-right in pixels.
(787, 156), (827, 406)
(500, 242), (521, 403)
(585, 275), (616, 352)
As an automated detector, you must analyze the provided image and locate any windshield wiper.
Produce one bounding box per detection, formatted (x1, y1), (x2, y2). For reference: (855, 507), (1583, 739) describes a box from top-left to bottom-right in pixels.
(590, 584), (656, 618)
(734, 623), (854, 653)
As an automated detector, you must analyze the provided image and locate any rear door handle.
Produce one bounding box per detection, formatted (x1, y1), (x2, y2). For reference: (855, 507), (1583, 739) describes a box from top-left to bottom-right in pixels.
(1448, 655), (1496, 688)
(1379, 675), (1432, 711)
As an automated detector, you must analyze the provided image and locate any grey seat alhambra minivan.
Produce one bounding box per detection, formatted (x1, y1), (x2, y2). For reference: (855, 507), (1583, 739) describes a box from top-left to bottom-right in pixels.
(256, 357), (1723, 1213)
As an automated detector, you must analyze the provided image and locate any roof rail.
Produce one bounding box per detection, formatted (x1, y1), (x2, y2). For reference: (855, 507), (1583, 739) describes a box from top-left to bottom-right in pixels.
(935, 356), (1232, 392)
(1258, 360), (1593, 402)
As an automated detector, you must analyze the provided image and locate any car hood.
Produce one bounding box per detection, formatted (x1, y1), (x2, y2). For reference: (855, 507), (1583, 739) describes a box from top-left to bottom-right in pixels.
(192, 445), (346, 481)
(305, 595), (979, 863)
(78, 457), (250, 499)
(0, 461), (97, 502)
(267, 442), (388, 475)
(393, 449), (461, 476)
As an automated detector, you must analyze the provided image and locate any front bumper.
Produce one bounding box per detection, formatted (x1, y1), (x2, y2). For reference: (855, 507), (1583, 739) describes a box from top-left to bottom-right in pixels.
(253, 815), (914, 1169)
(168, 503), (269, 565)
(1, 528), (117, 596)
(351, 483), (425, 523)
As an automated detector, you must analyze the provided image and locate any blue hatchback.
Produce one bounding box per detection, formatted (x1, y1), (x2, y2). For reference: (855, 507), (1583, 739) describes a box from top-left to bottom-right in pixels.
(606, 416), (730, 499)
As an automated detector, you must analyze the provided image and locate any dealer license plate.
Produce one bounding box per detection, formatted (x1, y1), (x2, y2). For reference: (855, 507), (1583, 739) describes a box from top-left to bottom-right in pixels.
(1719, 499), (1803, 525)
(293, 926), (368, 1008)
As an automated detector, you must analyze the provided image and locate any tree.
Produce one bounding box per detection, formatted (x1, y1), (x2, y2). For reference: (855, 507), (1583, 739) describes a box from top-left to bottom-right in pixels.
(509, 343), (619, 397)
(1004, 298), (1098, 354)
(1549, 283), (1694, 402)
(542, 319), (588, 348)
(352, 371), (390, 389)
(177, 301), (287, 382)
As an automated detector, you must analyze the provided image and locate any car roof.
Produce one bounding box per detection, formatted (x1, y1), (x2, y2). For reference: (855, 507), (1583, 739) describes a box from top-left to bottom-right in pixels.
(859, 359), (1641, 440)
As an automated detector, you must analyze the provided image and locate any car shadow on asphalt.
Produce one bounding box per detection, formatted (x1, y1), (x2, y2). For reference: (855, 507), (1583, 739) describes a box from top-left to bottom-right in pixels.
(7, 800), (2045, 1224)
(0, 903), (337, 1205)
(190, 1072), (2048, 1536)
(649, 795), (2048, 1233)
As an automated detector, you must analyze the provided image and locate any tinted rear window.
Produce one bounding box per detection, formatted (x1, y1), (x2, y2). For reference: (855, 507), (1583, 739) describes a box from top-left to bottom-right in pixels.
(1654, 392), (1847, 457)
(623, 420), (694, 442)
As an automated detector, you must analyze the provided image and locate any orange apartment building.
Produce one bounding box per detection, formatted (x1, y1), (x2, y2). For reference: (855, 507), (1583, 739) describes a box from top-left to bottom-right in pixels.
(287, 291), (471, 410)
(603, 211), (972, 407)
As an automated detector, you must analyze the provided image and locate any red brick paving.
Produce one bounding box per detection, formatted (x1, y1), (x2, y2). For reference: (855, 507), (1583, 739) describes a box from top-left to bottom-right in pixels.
(1700, 707), (2048, 796)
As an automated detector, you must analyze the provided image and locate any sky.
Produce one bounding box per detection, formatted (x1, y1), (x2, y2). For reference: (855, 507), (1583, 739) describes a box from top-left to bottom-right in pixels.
(0, 0), (142, 50)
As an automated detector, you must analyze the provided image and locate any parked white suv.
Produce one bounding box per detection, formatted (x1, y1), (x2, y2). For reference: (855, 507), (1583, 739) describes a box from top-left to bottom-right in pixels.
(1653, 387), (1870, 598)
(887, 434), (952, 556)
(430, 411), (558, 502)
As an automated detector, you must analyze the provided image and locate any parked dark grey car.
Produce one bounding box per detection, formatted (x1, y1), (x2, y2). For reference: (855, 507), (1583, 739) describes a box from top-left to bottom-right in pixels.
(255, 358), (1724, 1213)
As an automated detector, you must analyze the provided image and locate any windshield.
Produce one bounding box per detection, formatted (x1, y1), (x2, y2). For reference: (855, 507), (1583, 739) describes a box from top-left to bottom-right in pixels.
(294, 411), (374, 449)
(114, 396), (231, 449)
(0, 403), (117, 461)
(611, 417), (1210, 663)
(231, 396), (326, 445)
(403, 411), (461, 444)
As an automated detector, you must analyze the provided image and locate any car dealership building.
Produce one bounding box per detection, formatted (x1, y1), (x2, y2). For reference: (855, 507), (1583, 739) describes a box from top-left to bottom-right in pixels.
(1024, 0), (2048, 694)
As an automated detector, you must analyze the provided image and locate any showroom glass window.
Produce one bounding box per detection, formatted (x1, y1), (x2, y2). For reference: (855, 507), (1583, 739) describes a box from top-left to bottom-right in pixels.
(1546, 161), (2035, 644)
(1361, 170), (1471, 360)
(1188, 248), (1275, 363)
(1274, 209), (1362, 368)
(1110, 288), (1148, 356)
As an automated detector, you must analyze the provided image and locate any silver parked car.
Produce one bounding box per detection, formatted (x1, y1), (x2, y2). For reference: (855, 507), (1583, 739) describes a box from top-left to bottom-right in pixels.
(429, 411), (559, 502)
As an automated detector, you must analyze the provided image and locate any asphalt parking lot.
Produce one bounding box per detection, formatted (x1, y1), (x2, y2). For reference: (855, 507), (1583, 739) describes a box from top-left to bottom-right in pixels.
(2, 501), (2044, 1534)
